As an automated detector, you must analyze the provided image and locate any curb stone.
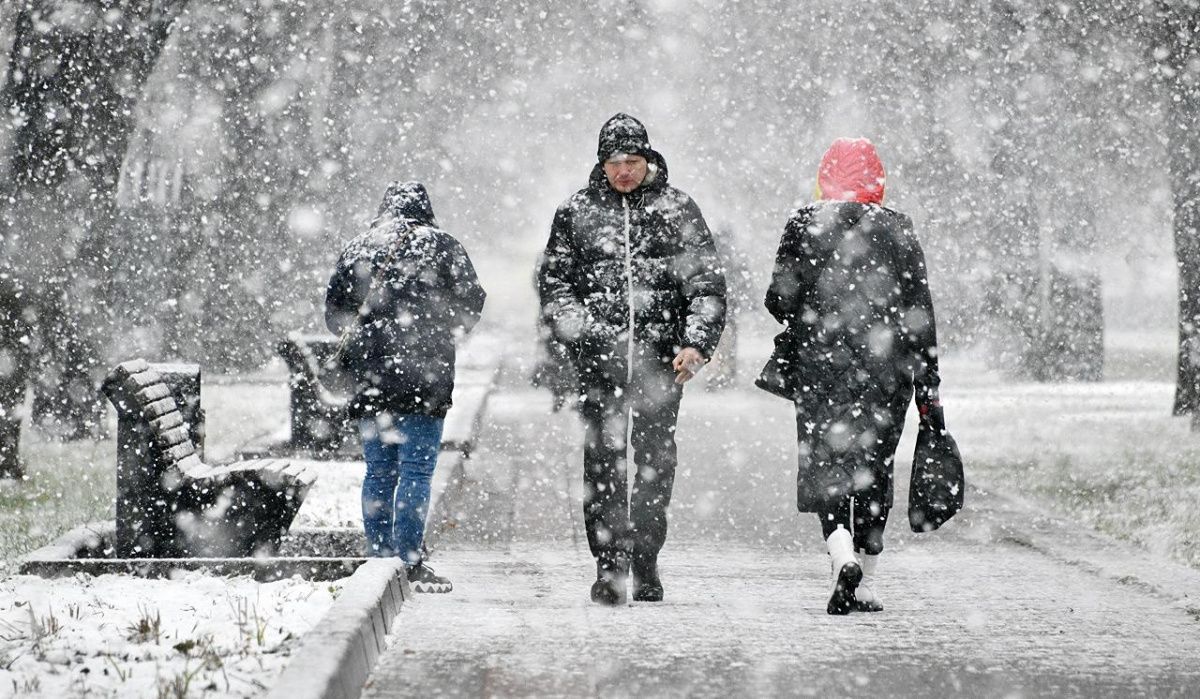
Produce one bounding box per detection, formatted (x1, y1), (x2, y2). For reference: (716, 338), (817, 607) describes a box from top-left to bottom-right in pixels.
(265, 559), (409, 699)
(425, 345), (502, 549)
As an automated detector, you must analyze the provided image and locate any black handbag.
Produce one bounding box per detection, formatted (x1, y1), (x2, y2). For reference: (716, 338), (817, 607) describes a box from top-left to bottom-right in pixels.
(757, 209), (861, 402)
(755, 326), (801, 400)
(908, 422), (965, 532)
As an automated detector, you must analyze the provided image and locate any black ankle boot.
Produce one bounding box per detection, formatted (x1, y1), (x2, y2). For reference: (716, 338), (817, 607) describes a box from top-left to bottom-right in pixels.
(590, 558), (628, 605)
(632, 557), (663, 602)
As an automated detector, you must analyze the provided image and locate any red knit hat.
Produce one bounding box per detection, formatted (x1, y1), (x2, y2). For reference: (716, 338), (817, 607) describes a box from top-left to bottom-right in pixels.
(816, 137), (885, 204)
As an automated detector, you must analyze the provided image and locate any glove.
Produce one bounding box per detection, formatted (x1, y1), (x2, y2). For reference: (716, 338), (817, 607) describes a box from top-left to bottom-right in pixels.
(916, 385), (946, 434)
(918, 400), (946, 435)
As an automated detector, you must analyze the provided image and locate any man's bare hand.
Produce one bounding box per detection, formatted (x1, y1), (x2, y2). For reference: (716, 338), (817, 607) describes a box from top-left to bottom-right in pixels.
(672, 347), (706, 384)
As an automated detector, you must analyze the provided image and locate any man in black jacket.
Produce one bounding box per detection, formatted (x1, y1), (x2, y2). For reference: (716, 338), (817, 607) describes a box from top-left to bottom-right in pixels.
(538, 113), (726, 604)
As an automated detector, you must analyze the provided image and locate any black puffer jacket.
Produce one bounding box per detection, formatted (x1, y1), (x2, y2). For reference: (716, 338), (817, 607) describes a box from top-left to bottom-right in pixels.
(538, 128), (726, 381)
(325, 182), (486, 419)
(766, 201), (940, 510)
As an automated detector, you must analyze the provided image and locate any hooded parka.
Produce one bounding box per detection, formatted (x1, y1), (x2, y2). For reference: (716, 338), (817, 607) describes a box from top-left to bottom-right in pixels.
(325, 182), (486, 419)
(538, 115), (726, 379)
(537, 114), (727, 572)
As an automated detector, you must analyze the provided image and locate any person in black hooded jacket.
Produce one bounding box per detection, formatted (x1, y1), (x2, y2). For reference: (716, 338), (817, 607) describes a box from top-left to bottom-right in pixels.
(326, 181), (486, 593)
(538, 113), (727, 605)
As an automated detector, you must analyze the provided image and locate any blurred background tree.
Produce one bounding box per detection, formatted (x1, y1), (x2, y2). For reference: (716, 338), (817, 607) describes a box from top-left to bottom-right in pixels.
(0, 0), (187, 436)
(0, 0), (1191, 405)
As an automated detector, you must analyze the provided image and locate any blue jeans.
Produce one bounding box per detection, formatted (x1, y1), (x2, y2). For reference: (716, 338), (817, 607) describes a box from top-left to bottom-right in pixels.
(359, 414), (445, 565)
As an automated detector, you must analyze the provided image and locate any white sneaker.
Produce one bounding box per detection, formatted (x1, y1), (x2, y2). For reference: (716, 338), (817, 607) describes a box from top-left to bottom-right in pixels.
(825, 526), (861, 615)
(853, 553), (883, 612)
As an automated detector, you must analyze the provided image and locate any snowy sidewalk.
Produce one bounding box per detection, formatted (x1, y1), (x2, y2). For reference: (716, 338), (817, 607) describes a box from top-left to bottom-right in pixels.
(363, 374), (1200, 698)
(363, 539), (1200, 697)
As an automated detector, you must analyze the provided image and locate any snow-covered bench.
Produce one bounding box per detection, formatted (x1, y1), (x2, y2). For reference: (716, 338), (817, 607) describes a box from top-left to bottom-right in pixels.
(271, 330), (500, 458)
(101, 359), (317, 558)
(276, 333), (355, 456)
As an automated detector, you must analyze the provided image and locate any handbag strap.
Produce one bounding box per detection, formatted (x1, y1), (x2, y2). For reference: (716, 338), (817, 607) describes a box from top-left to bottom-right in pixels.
(332, 220), (416, 361)
(787, 205), (865, 330)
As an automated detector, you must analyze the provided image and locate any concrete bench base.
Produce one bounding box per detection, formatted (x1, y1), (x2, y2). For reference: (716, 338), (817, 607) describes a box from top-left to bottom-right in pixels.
(19, 522), (370, 582)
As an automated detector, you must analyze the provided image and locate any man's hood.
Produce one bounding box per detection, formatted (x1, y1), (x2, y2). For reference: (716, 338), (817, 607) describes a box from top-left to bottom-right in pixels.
(589, 113), (669, 194)
(376, 180), (437, 226)
(597, 113), (654, 162)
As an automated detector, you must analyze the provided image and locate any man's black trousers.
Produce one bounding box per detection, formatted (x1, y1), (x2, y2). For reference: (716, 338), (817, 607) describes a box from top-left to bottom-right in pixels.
(578, 354), (682, 571)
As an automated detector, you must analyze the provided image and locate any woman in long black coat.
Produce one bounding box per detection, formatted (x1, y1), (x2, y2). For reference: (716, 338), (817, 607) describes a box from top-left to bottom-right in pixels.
(764, 138), (943, 614)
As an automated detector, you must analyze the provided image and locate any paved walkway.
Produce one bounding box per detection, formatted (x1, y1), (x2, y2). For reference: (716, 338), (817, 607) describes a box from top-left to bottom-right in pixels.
(364, 369), (1200, 698)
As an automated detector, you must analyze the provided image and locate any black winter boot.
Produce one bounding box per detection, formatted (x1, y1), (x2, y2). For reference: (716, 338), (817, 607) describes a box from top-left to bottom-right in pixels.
(590, 557), (628, 605)
(406, 561), (452, 594)
(632, 556), (663, 602)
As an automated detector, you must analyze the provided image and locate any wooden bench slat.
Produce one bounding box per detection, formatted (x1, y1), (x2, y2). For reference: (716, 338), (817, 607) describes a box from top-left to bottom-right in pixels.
(140, 397), (177, 419)
(134, 383), (173, 405)
(149, 411), (184, 433)
(108, 359), (151, 383)
(160, 441), (195, 464)
(154, 426), (193, 450)
(120, 370), (166, 392)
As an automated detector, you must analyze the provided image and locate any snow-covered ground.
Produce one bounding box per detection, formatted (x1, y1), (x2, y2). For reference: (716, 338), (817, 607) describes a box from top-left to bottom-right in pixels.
(360, 360), (1200, 696)
(0, 572), (340, 698)
(0, 378), (347, 699)
(943, 368), (1200, 567)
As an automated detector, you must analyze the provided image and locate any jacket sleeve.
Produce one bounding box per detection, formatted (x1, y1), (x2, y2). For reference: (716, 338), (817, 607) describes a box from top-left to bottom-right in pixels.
(896, 218), (942, 405)
(443, 236), (486, 337)
(764, 209), (815, 324)
(677, 197), (727, 358)
(324, 251), (371, 335)
(536, 203), (591, 343)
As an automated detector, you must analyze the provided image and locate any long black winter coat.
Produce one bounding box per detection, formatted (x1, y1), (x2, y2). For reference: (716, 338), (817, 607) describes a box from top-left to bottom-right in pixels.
(538, 153), (726, 385)
(766, 201), (940, 511)
(325, 182), (486, 419)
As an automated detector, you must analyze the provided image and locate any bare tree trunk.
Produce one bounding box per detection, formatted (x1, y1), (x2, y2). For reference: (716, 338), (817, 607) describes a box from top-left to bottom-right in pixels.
(974, 1), (1045, 378)
(1164, 6), (1200, 415)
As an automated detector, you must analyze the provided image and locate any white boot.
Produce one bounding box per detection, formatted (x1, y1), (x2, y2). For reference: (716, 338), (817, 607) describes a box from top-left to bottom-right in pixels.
(825, 526), (862, 615)
(854, 553), (883, 612)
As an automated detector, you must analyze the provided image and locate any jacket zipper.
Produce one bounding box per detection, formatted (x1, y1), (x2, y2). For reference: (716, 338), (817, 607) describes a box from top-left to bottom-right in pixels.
(623, 195), (634, 385)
